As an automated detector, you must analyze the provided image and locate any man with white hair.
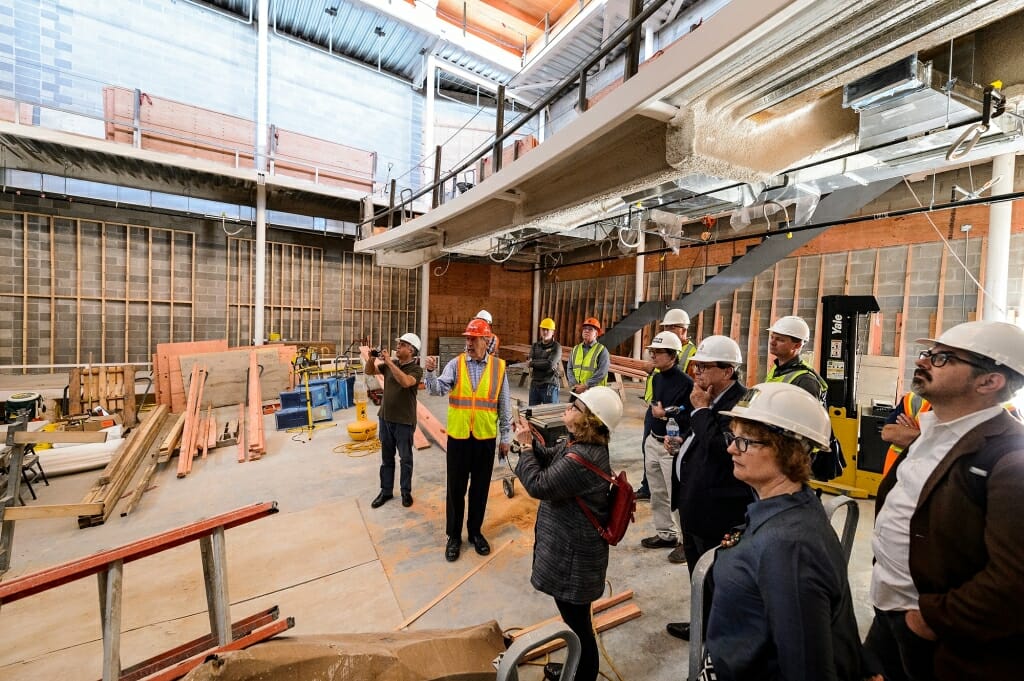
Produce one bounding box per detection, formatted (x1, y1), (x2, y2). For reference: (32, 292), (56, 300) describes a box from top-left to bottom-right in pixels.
(867, 320), (1024, 680)
(475, 309), (499, 355)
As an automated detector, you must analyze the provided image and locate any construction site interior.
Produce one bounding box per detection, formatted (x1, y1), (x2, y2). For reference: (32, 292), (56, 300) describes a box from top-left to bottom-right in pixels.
(3, 1), (1024, 680)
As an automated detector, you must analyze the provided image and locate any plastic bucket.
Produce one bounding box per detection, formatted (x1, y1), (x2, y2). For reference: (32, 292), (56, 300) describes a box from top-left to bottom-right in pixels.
(5, 391), (42, 423)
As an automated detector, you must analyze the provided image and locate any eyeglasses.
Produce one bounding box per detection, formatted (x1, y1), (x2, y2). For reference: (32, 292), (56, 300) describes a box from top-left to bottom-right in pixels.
(692, 362), (730, 374)
(918, 349), (990, 371)
(568, 400), (585, 414)
(724, 432), (769, 453)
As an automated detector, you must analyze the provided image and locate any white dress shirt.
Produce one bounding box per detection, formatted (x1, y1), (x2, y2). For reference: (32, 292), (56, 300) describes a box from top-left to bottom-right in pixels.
(870, 405), (1003, 611)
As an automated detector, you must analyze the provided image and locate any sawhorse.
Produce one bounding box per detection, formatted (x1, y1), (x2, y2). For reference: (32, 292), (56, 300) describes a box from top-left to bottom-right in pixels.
(0, 501), (291, 681)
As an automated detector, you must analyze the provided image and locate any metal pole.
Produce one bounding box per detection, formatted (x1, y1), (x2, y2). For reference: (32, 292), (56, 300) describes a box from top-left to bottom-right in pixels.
(420, 263), (430, 360)
(984, 153), (1014, 321)
(424, 53), (437, 199)
(254, 0), (269, 346)
(632, 229), (646, 360)
(625, 0), (644, 80)
(493, 85), (506, 174)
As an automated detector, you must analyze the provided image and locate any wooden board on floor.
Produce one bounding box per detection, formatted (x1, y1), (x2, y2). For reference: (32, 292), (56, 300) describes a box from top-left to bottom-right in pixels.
(416, 401), (448, 451)
(178, 347), (295, 408)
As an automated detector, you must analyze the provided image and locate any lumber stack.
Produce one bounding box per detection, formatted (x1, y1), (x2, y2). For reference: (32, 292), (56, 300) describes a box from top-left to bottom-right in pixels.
(176, 364), (208, 477)
(154, 340), (229, 412)
(67, 364), (138, 427)
(511, 590), (641, 662)
(78, 404), (169, 527)
(247, 351), (266, 460)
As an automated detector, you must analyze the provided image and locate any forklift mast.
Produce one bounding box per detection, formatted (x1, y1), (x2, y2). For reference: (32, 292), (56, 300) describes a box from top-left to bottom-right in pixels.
(819, 295), (880, 416)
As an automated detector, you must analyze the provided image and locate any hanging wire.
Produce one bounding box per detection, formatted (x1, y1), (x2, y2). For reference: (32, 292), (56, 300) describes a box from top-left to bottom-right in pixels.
(433, 253), (452, 277)
(901, 175), (1003, 315)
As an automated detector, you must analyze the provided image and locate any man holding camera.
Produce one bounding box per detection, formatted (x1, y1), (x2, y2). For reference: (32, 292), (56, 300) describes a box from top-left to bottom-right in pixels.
(365, 333), (424, 509)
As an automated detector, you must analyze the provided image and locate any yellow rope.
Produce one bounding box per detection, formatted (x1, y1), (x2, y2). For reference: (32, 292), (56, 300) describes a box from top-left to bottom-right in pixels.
(333, 438), (382, 456)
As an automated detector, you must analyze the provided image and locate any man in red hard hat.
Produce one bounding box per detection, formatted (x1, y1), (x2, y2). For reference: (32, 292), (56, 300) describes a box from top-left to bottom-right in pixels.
(424, 317), (512, 563)
(567, 317), (609, 394)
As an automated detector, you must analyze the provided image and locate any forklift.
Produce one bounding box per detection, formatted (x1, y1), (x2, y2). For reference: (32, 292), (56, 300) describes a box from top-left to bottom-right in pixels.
(812, 295), (887, 498)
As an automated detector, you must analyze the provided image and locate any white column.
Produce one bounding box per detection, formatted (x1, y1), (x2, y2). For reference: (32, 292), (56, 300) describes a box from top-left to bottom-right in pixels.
(253, 0), (269, 345)
(420, 263), (430, 358)
(538, 107), (546, 144)
(424, 54), (436, 189)
(644, 25), (656, 60)
(632, 230), (646, 360)
(984, 153), (1015, 321)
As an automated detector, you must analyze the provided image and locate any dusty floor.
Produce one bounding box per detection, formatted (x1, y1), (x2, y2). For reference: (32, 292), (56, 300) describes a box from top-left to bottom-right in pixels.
(0, 377), (877, 680)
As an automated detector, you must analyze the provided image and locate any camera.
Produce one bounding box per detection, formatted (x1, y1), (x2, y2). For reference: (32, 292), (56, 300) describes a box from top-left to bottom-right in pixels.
(369, 347), (382, 358)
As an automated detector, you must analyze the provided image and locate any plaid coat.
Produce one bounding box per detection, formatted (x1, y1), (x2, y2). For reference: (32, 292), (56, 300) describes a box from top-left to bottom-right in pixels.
(515, 439), (611, 604)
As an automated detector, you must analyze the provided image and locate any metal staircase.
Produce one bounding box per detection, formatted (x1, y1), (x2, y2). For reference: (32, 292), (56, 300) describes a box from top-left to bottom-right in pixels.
(599, 179), (901, 351)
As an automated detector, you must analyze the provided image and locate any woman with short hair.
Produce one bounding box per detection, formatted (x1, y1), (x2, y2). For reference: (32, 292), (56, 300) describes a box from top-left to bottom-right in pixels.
(700, 382), (879, 681)
(513, 386), (623, 681)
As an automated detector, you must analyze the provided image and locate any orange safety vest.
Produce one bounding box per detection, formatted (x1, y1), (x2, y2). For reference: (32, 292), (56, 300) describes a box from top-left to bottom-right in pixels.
(447, 353), (506, 440)
(882, 393), (931, 477)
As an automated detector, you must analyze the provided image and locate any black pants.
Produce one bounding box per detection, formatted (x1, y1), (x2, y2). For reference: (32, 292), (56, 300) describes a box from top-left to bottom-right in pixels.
(555, 599), (599, 681)
(864, 608), (937, 681)
(378, 418), (413, 495)
(445, 436), (496, 540)
(682, 532), (718, 579)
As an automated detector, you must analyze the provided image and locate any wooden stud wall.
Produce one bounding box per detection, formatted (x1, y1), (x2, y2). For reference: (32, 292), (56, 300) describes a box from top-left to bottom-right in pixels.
(227, 237), (324, 345)
(0, 210), (195, 370)
(340, 252), (419, 350)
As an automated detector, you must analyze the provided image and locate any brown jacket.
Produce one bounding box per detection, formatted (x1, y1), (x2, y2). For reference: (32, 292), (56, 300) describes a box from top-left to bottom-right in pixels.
(876, 409), (1024, 680)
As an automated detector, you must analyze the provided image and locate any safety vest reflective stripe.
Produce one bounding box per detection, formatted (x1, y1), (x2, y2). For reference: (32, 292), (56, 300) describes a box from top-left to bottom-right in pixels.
(766, 364), (828, 393)
(572, 343), (607, 386)
(883, 394), (932, 476)
(447, 353), (505, 440)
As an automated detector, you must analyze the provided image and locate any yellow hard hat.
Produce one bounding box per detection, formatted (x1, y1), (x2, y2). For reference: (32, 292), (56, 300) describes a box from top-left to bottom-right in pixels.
(539, 317), (556, 330)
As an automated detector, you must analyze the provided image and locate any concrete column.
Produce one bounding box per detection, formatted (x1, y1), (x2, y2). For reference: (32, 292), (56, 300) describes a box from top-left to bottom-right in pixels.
(644, 25), (655, 60)
(984, 153), (1014, 321)
(632, 230), (646, 360)
(420, 263), (430, 357)
(253, 0), (269, 345)
(424, 54), (436, 190)
(538, 107), (546, 144)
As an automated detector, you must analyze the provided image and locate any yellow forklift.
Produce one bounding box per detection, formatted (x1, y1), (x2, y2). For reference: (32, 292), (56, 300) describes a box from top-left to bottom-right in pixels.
(811, 295), (888, 499)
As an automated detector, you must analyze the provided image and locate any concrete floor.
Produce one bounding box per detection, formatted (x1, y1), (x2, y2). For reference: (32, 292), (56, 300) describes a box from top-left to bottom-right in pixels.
(0, 378), (877, 680)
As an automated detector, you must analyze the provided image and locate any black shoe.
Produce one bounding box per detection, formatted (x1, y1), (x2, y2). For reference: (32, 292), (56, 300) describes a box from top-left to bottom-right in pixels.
(469, 534), (491, 555)
(636, 487), (651, 501)
(402, 493), (413, 507)
(370, 492), (393, 509)
(445, 538), (461, 562)
(666, 622), (691, 640)
(641, 535), (677, 549)
(543, 662), (564, 680)
(668, 544), (688, 564)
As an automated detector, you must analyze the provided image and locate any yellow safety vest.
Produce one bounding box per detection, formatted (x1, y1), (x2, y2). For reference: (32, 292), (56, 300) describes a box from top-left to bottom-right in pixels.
(447, 353), (506, 440)
(571, 342), (608, 386)
(765, 362), (828, 398)
(644, 341), (697, 402)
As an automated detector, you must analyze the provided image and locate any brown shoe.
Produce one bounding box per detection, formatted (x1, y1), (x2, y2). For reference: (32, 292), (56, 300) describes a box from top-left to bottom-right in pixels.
(668, 544), (688, 564)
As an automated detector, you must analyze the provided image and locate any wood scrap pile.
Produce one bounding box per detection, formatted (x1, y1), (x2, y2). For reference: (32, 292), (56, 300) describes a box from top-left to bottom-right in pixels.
(77, 404), (169, 527)
(67, 364), (138, 427)
(511, 590), (640, 662)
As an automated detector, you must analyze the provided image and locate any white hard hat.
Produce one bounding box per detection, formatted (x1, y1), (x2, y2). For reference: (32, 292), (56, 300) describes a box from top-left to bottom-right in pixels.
(769, 315), (810, 342)
(647, 331), (683, 352)
(575, 386), (623, 430)
(692, 335), (743, 365)
(396, 332), (422, 352)
(476, 309), (493, 324)
(722, 382), (831, 450)
(917, 320), (1024, 377)
(660, 308), (691, 327)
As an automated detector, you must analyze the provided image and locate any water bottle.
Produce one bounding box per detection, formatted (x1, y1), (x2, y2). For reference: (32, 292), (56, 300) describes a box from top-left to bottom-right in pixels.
(665, 416), (680, 453)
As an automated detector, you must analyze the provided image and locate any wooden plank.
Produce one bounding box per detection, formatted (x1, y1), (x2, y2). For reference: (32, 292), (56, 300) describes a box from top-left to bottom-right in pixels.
(13, 431), (108, 444)
(812, 255), (826, 367)
(413, 426), (430, 450)
(509, 591), (634, 642)
(895, 245), (914, 395)
(520, 602), (642, 662)
(179, 347), (295, 409)
(416, 401), (448, 451)
(158, 412), (187, 462)
(867, 249), (882, 354)
(396, 538), (514, 630)
(156, 340), (229, 412)
(934, 246), (949, 336)
(237, 402), (247, 463)
(3, 503), (104, 520)
(120, 457), (160, 517)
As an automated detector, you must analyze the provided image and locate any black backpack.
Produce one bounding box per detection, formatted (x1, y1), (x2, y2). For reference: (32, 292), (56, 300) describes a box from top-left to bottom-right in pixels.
(811, 433), (847, 482)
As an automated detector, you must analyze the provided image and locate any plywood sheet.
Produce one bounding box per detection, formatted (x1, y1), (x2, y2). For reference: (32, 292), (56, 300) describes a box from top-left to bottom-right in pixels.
(178, 347), (295, 408)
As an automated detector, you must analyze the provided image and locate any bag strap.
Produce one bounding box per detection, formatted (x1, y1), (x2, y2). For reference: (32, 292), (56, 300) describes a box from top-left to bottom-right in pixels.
(565, 452), (613, 539)
(566, 451), (616, 485)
